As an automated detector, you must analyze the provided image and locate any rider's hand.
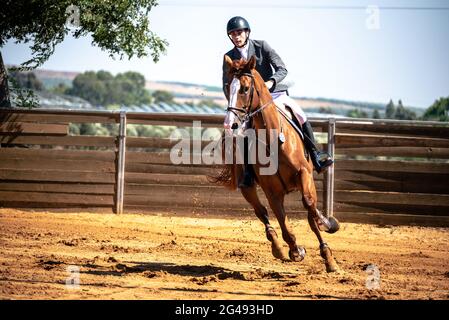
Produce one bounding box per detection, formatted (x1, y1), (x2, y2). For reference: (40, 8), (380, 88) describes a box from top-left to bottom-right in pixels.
(265, 80), (274, 90)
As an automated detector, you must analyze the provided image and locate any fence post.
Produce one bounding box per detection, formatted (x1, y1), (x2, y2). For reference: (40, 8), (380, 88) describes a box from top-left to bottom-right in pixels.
(115, 111), (127, 214)
(325, 118), (336, 217)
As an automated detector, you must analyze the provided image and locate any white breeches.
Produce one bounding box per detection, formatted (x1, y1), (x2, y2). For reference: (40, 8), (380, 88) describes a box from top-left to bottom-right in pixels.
(271, 91), (308, 125)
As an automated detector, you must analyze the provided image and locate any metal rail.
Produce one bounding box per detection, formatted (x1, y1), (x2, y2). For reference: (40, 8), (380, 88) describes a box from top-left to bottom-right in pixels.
(115, 111), (127, 214)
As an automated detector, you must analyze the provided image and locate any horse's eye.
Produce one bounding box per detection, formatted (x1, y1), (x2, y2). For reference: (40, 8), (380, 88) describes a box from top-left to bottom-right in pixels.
(239, 86), (249, 94)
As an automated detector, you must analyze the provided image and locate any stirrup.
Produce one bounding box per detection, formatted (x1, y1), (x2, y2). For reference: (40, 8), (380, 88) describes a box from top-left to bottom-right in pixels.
(319, 158), (334, 168)
(315, 159), (334, 174)
(315, 151), (333, 172)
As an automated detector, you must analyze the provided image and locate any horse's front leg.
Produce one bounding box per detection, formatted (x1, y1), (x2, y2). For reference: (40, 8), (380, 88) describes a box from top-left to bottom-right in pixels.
(240, 183), (288, 261)
(265, 190), (306, 262)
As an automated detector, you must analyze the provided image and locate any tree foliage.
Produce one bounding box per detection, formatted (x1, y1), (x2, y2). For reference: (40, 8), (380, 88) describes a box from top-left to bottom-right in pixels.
(1, 0), (167, 108)
(152, 90), (174, 104)
(346, 108), (368, 118)
(0, 0), (168, 70)
(6, 69), (40, 108)
(372, 109), (380, 119)
(394, 99), (416, 120)
(69, 122), (175, 138)
(318, 106), (334, 114)
(8, 71), (44, 90)
(422, 97), (449, 122)
(385, 99), (395, 119)
(49, 83), (71, 95)
(67, 70), (152, 106)
(384, 99), (417, 120)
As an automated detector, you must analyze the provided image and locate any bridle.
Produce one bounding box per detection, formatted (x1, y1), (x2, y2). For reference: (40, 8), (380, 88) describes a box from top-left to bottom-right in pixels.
(226, 71), (272, 124)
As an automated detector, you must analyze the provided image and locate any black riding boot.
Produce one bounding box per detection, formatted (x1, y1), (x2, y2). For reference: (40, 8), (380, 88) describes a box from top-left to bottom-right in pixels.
(302, 121), (334, 173)
(239, 163), (254, 188)
(238, 136), (254, 188)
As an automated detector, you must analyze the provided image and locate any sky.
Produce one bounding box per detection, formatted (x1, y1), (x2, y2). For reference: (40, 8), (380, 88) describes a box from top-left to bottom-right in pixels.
(2, 0), (449, 108)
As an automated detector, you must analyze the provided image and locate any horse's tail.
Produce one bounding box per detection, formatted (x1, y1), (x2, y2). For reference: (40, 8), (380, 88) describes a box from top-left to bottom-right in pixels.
(206, 134), (238, 190)
(207, 164), (237, 190)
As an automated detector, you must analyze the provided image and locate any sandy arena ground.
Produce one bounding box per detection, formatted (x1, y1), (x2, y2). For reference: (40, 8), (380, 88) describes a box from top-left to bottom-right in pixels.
(0, 208), (448, 300)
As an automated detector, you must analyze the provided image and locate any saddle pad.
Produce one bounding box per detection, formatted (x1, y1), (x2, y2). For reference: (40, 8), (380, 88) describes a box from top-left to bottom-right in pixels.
(273, 99), (293, 121)
(272, 101), (305, 141)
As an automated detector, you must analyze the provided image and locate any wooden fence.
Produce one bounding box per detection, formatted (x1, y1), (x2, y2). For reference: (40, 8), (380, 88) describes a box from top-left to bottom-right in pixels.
(1, 109), (449, 227)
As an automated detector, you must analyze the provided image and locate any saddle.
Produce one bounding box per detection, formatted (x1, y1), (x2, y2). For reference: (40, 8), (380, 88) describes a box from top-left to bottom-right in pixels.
(272, 102), (312, 161)
(272, 102), (305, 141)
(237, 101), (305, 143)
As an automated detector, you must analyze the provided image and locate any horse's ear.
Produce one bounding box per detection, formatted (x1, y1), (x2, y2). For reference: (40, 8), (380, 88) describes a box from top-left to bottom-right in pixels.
(224, 55), (233, 68)
(248, 55), (256, 70)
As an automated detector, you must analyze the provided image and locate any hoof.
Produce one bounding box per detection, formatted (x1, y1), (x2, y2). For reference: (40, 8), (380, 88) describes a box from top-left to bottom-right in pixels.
(326, 217), (340, 234)
(289, 246), (306, 262)
(271, 242), (288, 261)
(267, 228), (288, 261)
(314, 211), (340, 234)
(325, 262), (338, 273)
(320, 243), (338, 273)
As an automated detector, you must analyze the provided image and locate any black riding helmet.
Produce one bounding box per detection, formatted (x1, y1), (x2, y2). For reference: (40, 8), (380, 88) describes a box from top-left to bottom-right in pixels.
(226, 16), (251, 47)
(227, 16), (251, 34)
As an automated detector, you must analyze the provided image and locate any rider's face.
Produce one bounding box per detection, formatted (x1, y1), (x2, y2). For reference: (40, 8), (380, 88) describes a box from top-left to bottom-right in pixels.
(229, 29), (248, 47)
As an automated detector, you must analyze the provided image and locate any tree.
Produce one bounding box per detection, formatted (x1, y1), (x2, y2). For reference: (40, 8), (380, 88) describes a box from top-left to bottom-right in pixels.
(4, 69), (43, 108)
(68, 71), (108, 105)
(152, 90), (174, 104)
(346, 108), (368, 118)
(67, 70), (152, 106)
(422, 97), (449, 122)
(394, 100), (416, 120)
(372, 109), (381, 119)
(8, 70), (44, 90)
(394, 99), (406, 120)
(112, 71), (152, 106)
(318, 106), (334, 114)
(49, 83), (70, 95)
(0, 53), (10, 107)
(0, 0), (168, 107)
(385, 99), (395, 119)
(198, 99), (222, 109)
(79, 123), (97, 135)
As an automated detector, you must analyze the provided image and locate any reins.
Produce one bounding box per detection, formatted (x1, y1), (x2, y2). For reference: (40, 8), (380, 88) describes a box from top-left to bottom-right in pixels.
(226, 71), (273, 125)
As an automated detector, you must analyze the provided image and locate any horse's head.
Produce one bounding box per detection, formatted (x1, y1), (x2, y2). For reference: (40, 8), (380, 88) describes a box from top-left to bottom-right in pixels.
(223, 55), (259, 133)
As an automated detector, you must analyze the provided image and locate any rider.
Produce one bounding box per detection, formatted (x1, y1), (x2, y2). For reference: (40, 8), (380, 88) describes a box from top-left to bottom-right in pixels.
(222, 16), (334, 188)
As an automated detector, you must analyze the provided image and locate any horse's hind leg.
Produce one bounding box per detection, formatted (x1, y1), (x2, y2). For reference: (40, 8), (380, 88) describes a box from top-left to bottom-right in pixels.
(240, 185), (288, 260)
(301, 172), (340, 234)
(300, 169), (338, 272)
(307, 213), (338, 272)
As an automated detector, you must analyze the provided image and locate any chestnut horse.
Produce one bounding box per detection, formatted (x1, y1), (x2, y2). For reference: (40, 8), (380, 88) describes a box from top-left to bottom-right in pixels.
(212, 55), (340, 272)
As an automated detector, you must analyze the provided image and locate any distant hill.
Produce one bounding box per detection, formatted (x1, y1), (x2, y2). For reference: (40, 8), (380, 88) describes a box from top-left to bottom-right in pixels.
(18, 67), (423, 117)
(32, 69), (79, 81)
